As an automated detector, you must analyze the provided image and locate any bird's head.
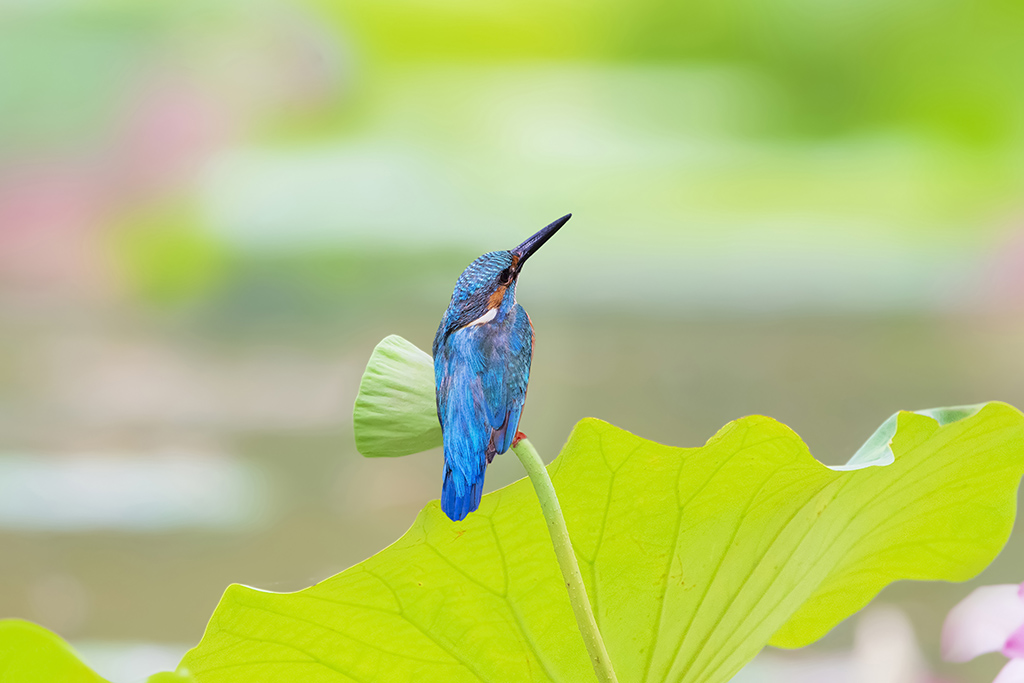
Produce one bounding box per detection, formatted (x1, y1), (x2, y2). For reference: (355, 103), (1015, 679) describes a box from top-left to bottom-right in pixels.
(436, 214), (571, 342)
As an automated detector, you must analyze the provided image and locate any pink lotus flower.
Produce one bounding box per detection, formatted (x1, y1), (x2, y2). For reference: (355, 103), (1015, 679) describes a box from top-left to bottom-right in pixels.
(943, 582), (1024, 682)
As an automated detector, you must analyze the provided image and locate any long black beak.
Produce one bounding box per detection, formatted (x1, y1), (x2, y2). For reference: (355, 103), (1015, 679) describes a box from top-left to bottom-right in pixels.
(512, 213), (571, 269)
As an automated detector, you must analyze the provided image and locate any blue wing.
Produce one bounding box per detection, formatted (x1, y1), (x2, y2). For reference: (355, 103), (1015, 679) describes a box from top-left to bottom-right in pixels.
(483, 305), (532, 456)
(434, 305), (533, 521)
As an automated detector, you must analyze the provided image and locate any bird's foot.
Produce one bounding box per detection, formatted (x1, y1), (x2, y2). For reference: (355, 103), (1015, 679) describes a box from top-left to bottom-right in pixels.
(512, 431), (527, 447)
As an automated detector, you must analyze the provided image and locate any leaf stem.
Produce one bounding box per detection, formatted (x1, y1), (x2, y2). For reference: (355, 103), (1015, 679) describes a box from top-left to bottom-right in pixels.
(512, 438), (619, 683)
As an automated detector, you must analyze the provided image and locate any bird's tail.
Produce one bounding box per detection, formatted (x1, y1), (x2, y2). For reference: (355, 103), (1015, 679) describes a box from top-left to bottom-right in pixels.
(441, 458), (487, 521)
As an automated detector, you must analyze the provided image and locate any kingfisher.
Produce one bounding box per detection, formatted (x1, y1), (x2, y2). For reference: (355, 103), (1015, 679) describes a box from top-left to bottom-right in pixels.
(433, 214), (571, 521)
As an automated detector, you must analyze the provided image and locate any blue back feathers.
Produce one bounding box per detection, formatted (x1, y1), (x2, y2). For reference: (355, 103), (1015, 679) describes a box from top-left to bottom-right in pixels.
(433, 250), (533, 521)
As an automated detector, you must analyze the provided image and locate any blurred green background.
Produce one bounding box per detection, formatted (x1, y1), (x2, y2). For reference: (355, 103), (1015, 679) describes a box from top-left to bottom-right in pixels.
(1, 0), (1023, 680)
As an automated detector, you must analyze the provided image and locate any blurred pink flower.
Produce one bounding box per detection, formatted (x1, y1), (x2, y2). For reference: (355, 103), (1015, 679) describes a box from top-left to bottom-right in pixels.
(0, 6), (342, 300)
(942, 582), (1024, 683)
(976, 223), (1024, 312)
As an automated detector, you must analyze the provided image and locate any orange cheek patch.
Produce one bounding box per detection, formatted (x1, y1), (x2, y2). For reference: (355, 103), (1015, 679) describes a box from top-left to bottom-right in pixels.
(488, 285), (507, 309)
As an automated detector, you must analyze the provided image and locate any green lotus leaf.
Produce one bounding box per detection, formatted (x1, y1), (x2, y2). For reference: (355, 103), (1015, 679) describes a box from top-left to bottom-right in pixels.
(353, 334), (441, 457)
(838, 403), (987, 470)
(146, 672), (195, 682)
(0, 619), (194, 683)
(180, 401), (1024, 682)
(0, 619), (108, 683)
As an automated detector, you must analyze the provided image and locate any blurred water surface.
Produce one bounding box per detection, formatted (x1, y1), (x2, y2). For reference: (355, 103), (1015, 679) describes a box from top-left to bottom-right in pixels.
(1, 1), (1024, 681)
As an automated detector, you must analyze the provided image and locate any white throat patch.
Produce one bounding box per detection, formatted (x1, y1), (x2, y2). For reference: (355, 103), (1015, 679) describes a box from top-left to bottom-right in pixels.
(467, 307), (497, 327)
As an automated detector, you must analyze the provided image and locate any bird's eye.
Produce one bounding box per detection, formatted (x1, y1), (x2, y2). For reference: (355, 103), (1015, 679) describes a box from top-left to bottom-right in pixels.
(499, 268), (512, 283)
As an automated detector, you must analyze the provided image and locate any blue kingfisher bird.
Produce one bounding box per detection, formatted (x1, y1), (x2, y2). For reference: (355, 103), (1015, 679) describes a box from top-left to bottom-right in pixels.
(433, 214), (571, 521)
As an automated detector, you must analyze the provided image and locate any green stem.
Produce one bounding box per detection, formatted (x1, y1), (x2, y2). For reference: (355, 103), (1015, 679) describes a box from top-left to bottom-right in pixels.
(512, 438), (619, 683)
